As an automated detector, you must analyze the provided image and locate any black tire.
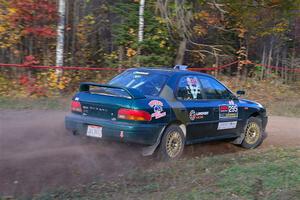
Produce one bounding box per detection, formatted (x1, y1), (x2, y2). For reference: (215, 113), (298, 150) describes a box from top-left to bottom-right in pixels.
(241, 117), (264, 149)
(158, 124), (185, 161)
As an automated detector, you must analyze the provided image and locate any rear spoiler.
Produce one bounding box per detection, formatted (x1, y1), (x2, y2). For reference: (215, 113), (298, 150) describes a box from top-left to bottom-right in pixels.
(79, 82), (145, 99)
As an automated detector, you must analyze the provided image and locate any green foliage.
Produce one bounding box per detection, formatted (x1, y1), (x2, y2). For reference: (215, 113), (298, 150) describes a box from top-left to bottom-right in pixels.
(111, 0), (176, 67)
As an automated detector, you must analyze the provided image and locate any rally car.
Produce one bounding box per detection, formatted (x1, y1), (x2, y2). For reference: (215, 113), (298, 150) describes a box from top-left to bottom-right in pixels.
(65, 67), (268, 160)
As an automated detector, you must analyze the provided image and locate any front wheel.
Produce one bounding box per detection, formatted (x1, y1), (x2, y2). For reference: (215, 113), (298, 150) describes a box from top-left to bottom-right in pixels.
(158, 125), (185, 161)
(241, 117), (264, 149)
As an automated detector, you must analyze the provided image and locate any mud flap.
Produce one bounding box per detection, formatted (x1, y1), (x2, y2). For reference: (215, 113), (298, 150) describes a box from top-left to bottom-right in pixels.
(231, 119), (248, 145)
(232, 132), (245, 144)
(142, 127), (166, 156)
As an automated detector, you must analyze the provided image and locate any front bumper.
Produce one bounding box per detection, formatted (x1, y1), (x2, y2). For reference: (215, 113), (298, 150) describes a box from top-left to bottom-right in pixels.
(65, 113), (165, 145)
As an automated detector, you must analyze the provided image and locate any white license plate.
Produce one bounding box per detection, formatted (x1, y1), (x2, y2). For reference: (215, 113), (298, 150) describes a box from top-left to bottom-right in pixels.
(86, 125), (102, 138)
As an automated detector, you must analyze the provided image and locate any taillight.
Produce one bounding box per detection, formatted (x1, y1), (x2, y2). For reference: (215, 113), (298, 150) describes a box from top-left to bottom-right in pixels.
(71, 100), (82, 113)
(117, 108), (151, 121)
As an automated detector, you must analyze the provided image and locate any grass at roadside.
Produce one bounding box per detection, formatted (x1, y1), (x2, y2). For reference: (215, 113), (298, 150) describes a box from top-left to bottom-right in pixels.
(0, 96), (70, 110)
(33, 147), (300, 200)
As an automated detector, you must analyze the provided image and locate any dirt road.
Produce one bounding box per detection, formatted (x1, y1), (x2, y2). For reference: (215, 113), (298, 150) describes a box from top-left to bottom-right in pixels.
(0, 110), (299, 198)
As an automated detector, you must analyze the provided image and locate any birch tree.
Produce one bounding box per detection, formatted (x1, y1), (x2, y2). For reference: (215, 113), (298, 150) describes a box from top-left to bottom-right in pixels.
(56, 0), (66, 73)
(137, 0), (145, 65)
(138, 0), (145, 43)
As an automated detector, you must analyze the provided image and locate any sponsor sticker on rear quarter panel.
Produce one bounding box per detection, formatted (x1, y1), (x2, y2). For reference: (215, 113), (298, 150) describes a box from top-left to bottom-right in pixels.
(148, 100), (166, 119)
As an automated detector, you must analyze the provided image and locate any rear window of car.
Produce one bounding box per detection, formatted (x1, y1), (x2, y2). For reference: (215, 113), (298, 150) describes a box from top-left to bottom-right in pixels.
(108, 70), (168, 96)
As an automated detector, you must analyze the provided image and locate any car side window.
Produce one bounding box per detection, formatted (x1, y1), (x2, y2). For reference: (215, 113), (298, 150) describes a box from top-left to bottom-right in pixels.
(198, 76), (232, 100)
(177, 75), (203, 100)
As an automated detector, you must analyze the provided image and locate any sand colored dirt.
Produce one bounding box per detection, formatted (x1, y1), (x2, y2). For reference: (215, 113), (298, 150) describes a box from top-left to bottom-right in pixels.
(0, 110), (299, 197)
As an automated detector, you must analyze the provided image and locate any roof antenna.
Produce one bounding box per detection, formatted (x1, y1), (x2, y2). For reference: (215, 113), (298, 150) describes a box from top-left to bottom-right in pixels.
(174, 65), (189, 70)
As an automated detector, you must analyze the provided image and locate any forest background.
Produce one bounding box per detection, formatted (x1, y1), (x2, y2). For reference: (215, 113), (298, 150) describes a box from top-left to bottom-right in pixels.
(0, 0), (300, 99)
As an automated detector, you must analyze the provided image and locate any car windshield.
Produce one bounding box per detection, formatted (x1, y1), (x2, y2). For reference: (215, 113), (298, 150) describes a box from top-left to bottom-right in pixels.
(108, 70), (168, 96)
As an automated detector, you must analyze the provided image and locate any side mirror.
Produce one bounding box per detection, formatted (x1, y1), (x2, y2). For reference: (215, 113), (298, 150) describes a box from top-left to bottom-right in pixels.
(236, 90), (246, 96)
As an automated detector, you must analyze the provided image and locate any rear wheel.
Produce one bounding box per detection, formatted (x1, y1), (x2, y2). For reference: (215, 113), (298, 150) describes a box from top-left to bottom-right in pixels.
(158, 125), (185, 161)
(241, 117), (263, 149)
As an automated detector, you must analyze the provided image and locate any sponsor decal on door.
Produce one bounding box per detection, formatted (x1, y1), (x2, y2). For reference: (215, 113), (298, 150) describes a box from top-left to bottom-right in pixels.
(219, 104), (238, 119)
(189, 110), (209, 121)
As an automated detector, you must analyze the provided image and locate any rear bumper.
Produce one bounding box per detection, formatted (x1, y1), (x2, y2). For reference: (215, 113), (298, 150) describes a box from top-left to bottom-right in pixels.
(65, 113), (165, 145)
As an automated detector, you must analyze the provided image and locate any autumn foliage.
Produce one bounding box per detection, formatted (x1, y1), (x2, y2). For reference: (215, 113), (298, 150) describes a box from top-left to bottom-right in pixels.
(0, 0), (300, 97)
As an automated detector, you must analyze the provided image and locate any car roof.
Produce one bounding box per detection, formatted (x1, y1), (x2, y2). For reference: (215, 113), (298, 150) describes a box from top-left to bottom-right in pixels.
(127, 67), (214, 78)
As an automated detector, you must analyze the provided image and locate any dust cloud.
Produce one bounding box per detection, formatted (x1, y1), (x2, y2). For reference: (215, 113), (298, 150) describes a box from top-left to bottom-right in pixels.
(0, 110), (148, 197)
(1, 110), (299, 198)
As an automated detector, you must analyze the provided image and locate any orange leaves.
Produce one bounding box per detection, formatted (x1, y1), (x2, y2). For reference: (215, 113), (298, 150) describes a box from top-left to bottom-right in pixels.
(192, 10), (219, 37)
(126, 48), (137, 57)
(194, 11), (209, 20)
(237, 27), (247, 38)
(19, 74), (30, 85)
(128, 28), (135, 35)
(0, 0), (57, 50)
(9, 0), (57, 38)
(18, 74), (47, 97)
(47, 71), (71, 90)
(239, 60), (252, 65)
(0, 26), (6, 34)
(23, 27), (56, 38)
(194, 11), (219, 25)
(23, 55), (39, 65)
(16, 70), (72, 97)
(193, 25), (207, 36)
(0, 1), (20, 48)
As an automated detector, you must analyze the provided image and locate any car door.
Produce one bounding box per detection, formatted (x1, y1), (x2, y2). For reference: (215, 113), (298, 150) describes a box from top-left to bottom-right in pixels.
(198, 76), (242, 138)
(175, 75), (215, 142)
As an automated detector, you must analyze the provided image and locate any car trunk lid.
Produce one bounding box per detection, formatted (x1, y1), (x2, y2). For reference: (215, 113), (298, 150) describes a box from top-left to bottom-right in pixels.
(74, 82), (145, 120)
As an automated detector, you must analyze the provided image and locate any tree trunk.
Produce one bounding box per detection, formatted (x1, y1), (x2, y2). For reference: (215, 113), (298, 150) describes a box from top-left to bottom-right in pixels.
(56, 0), (66, 74)
(275, 51), (279, 76)
(214, 52), (219, 78)
(281, 47), (287, 82)
(65, 0), (70, 64)
(290, 48), (295, 82)
(260, 45), (266, 80)
(118, 46), (124, 73)
(242, 45), (249, 81)
(71, 0), (80, 65)
(138, 0), (145, 43)
(174, 37), (187, 65)
(266, 41), (273, 78)
(137, 0), (145, 65)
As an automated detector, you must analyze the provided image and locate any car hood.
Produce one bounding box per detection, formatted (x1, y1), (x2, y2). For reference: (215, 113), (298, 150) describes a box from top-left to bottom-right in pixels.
(239, 99), (265, 108)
